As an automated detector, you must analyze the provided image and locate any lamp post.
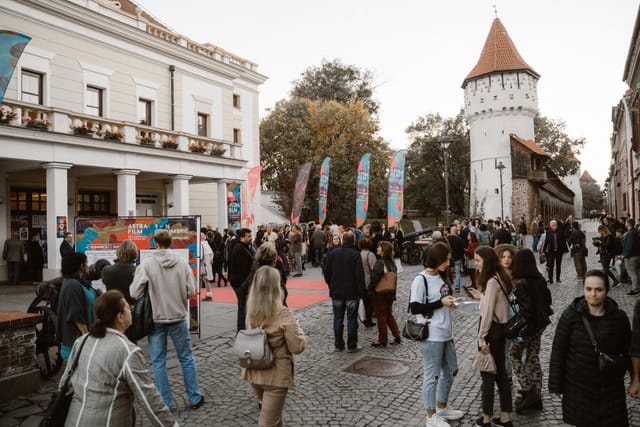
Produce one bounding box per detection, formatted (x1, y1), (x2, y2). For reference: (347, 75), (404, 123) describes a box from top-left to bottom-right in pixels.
(439, 134), (453, 226)
(495, 160), (506, 220)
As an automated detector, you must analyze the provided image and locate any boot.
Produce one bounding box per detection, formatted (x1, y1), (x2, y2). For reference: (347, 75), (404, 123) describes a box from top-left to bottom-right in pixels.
(515, 390), (542, 414)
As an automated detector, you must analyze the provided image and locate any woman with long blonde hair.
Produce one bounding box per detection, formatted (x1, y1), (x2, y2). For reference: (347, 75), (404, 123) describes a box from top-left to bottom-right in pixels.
(242, 266), (306, 426)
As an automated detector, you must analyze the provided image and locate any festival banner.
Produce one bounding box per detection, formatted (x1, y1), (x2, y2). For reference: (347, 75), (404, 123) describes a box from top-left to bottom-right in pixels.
(318, 157), (330, 225)
(241, 165), (262, 228)
(291, 162), (312, 225)
(227, 182), (242, 231)
(387, 150), (407, 227)
(355, 153), (371, 228)
(0, 31), (31, 104)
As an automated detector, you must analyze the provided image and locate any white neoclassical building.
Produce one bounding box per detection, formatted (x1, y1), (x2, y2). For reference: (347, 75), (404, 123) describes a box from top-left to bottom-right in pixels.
(464, 17), (576, 221)
(0, 0), (266, 281)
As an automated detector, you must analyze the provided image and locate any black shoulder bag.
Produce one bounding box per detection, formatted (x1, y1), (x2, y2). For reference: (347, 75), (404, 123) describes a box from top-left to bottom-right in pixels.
(496, 278), (527, 340)
(580, 315), (630, 375)
(41, 334), (90, 427)
(402, 275), (430, 341)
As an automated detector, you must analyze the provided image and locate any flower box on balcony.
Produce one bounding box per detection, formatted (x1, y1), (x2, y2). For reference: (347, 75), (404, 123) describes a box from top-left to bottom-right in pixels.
(140, 138), (155, 147)
(162, 141), (178, 149)
(103, 130), (124, 142)
(73, 126), (93, 137)
(210, 147), (226, 157)
(189, 144), (207, 153)
(24, 118), (51, 130)
(0, 109), (17, 125)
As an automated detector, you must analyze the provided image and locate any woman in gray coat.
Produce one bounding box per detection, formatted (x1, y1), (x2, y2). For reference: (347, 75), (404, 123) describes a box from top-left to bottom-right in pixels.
(61, 290), (176, 426)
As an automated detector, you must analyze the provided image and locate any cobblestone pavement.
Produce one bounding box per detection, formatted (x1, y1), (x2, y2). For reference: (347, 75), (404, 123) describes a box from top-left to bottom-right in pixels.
(2, 220), (640, 426)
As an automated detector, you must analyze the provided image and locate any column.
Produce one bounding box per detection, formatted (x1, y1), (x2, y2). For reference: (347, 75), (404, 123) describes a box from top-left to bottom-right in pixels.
(114, 169), (140, 216)
(0, 174), (7, 282)
(171, 175), (191, 215)
(217, 180), (228, 231)
(42, 162), (72, 279)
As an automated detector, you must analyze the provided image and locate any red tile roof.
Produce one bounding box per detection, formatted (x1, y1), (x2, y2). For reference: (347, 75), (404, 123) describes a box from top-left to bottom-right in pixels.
(463, 18), (539, 86)
(510, 134), (548, 157)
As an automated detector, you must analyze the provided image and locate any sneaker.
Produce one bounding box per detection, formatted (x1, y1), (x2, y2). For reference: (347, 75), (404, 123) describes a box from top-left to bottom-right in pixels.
(491, 418), (513, 427)
(203, 296), (212, 301)
(346, 346), (361, 353)
(334, 346), (345, 352)
(190, 396), (205, 410)
(474, 417), (491, 427)
(556, 279), (562, 283)
(626, 289), (640, 296)
(426, 413), (450, 427)
(435, 406), (464, 421)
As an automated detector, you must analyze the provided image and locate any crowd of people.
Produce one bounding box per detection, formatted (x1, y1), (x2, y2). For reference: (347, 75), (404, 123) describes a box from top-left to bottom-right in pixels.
(44, 212), (640, 426)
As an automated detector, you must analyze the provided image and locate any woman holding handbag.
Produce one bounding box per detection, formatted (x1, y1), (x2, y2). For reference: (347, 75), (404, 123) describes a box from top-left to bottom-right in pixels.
(469, 246), (514, 427)
(409, 242), (463, 427)
(242, 266), (306, 427)
(369, 241), (401, 347)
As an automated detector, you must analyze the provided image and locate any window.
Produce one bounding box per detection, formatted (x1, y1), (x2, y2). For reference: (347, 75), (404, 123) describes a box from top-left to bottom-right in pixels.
(21, 70), (43, 105)
(233, 128), (240, 144)
(86, 86), (104, 117)
(9, 189), (46, 212)
(197, 113), (208, 137)
(233, 94), (241, 109)
(138, 98), (152, 125)
(77, 191), (109, 216)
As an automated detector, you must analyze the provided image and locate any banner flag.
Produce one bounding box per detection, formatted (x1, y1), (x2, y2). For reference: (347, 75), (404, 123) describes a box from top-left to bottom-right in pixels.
(355, 153), (371, 228)
(318, 157), (330, 225)
(387, 150), (407, 227)
(227, 183), (241, 231)
(291, 162), (312, 225)
(0, 31), (31, 105)
(241, 165), (262, 228)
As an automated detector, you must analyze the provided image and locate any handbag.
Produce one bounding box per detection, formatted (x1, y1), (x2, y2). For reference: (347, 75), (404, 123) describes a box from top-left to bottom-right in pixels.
(41, 335), (90, 427)
(496, 278), (527, 340)
(580, 315), (630, 375)
(232, 325), (275, 369)
(471, 350), (497, 374)
(375, 264), (397, 294)
(402, 274), (429, 341)
(538, 252), (546, 264)
(127, 287), (154, 341)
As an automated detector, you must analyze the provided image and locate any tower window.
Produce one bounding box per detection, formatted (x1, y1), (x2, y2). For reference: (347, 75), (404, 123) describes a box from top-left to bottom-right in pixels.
(493, 95), (498, 101)
(509, 94), (514, 100)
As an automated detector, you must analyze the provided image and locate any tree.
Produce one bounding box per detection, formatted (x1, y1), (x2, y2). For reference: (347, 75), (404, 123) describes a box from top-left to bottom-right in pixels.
(290, 59), (380, 115)
(534, 115), (585, 177)
(404, 110), (470, 218)
(260, 98), (392, 224)
(580, 171), (605, 215)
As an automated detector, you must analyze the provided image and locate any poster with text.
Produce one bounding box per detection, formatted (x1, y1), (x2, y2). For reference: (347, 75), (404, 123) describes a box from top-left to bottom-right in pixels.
(227, 183), (242, 231)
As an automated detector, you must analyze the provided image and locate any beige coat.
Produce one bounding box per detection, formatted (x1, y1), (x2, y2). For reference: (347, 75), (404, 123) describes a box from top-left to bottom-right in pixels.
(241, 307), (306, 388)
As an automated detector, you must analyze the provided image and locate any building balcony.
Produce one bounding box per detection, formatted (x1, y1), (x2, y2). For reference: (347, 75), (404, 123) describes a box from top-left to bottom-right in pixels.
(530, 169), (547, 182)
(0, 100), (240, 160)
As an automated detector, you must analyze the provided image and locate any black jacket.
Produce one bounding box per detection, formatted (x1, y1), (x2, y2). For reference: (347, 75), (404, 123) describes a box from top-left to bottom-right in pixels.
(101, 261), (136, 304)
(227, 241), (253, 287)
(549, 297), (631, 427)
(446, 234), (465, 261)
(566, 230), (587, 256)
(513, 275), (552, 337)
(323, 245), (365, 300)
(542, 230), (568, 254)
(369, 258), (397, 299)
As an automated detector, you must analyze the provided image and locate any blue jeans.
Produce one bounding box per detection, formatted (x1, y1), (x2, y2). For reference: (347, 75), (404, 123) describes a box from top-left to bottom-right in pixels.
(419, 339), (458, 410)
(532, 235), (539, 251)
(453, 259), (462, 290)
(148, 320), (202, 408)
(332, 299), (359, 350)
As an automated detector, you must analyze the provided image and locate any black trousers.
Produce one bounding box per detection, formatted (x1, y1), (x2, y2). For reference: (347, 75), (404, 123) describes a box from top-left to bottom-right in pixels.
(480, 321), (513, 415)
(546, 251), (563, 282)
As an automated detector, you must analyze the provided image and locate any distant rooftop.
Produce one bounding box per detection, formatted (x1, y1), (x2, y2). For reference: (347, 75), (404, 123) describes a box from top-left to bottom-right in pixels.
(510, 134), (548, 157)
(463, 18), (539, 86)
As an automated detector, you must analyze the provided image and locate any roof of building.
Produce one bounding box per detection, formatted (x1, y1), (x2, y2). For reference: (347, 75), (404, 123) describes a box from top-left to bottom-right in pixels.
(510, 134), (548, 157)
(463, 18), (539, 86)
(580, 170), (595, 181)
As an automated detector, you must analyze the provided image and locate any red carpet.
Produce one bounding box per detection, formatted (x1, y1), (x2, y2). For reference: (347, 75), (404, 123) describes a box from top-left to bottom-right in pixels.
(200, 277), (329, 308)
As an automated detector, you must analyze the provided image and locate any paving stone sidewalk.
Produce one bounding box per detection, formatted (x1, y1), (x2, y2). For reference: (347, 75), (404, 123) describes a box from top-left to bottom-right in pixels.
(2, 219), (639, 426)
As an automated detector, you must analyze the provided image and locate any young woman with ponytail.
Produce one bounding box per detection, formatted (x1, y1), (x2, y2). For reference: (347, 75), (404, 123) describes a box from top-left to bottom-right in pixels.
(59, 290), (177, 425)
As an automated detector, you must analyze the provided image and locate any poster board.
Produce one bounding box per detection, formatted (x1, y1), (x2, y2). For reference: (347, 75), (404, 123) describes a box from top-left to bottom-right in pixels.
(74, 216), (202, 336)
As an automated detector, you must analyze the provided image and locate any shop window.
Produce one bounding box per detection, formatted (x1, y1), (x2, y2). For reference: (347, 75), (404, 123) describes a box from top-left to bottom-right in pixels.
(77, 191), (109, 216)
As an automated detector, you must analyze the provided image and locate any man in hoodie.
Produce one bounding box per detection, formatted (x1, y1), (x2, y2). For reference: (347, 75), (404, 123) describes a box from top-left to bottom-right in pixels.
(130, 229), (204, 411)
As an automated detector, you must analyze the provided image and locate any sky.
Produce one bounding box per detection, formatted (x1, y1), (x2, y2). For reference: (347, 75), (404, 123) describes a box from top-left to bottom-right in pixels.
(134, 0), (638, 186)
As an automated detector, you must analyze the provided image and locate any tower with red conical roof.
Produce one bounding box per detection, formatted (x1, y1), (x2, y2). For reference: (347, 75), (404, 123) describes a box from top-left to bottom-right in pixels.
(464, 17), (540, 219)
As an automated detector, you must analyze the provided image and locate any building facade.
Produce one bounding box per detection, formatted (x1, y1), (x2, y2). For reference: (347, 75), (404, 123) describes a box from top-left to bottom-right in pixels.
(0, 0), (266, 281)
(464, 17), (575, 222)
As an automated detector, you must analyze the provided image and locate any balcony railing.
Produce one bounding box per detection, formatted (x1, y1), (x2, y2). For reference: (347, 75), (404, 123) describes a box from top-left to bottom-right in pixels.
(0, 100), (240, 160)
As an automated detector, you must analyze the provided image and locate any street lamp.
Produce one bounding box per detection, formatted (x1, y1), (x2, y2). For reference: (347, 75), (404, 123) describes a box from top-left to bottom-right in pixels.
(495, 160), (506, 220)
(439, 134), (453, 226)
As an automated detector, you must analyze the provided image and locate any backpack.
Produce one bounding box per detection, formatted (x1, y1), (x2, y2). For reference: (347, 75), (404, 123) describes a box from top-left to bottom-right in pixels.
(231, 325), (275, 369)
(478, 230), (491, 246)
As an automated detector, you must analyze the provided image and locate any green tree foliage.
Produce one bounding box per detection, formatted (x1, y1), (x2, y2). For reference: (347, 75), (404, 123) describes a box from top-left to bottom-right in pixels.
(260, 98), (392, 224)
(404, 110), (470, 217)
(290, 59), (380, 115)
(580, 172), (605, 215)
(534, 115), (585, 177)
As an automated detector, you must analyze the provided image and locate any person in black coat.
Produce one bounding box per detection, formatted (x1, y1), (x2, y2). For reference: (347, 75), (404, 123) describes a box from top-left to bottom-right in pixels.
(25, 233), (45, 283)
(592, 225), (620, 287)
(549, 269), (631, 427)
(323, 231), (365, 352)
(509, 249), (553, 414)
(101, 240), (138, 305)
(542, 220), (568, 284)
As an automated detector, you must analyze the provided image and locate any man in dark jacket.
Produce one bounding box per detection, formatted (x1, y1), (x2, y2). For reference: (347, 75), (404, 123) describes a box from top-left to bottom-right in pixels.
(59, 232), (74, 258)
(630, 297), (640, 398)
(492, 221), (512, 246)
(227, 228), (254, 331)
(447, 225), (465, 292)
(323, 231), (365, 352)
(310, 225), (327, 267)
(622, 219), (640, 296)
(542, 220), (568, 284)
